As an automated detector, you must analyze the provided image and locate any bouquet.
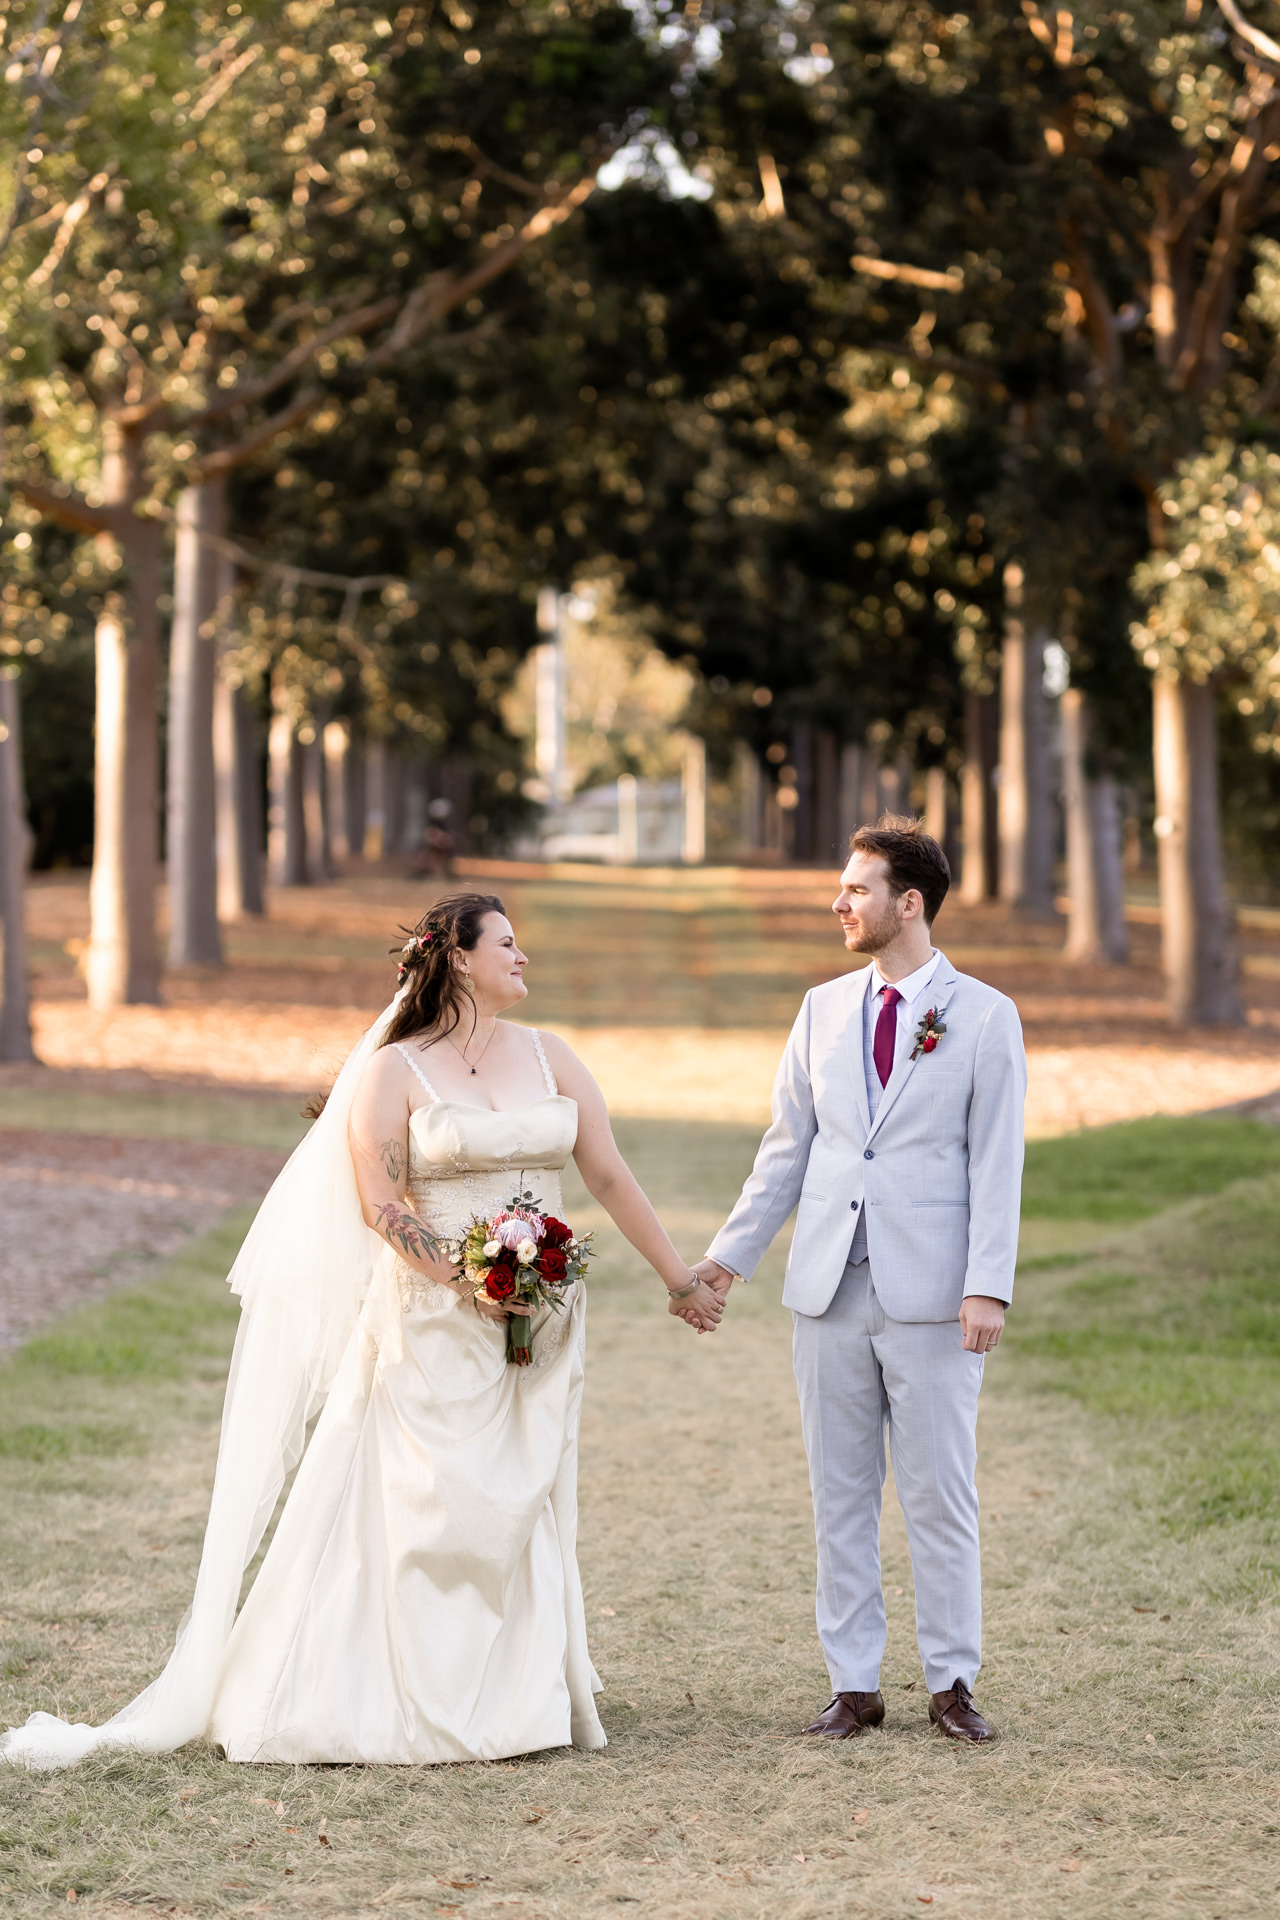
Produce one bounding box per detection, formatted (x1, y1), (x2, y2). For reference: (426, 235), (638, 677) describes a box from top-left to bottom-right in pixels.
(448, 1184), (594, 1365)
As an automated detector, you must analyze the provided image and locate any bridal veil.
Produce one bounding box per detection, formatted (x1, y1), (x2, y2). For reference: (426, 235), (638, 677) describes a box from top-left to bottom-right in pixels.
(1, 995), (403, 1768)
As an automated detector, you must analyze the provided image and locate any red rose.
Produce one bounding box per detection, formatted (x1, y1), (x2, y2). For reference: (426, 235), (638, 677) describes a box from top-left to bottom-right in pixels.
(541, 1247), (569, 1282)
(485, 1253), (517, 1301)
(541, 1217), (573, 1249)
(922, 1034), (937, 1053)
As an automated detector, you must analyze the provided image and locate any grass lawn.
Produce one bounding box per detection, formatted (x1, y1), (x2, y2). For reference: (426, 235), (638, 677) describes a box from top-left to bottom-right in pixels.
(1, 1112), (1279, 1918)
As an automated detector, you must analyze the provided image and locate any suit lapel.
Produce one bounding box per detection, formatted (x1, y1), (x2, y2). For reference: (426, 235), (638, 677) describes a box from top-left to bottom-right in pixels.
(865, 956), (960, 1142)
(841, 965), (875, 1136)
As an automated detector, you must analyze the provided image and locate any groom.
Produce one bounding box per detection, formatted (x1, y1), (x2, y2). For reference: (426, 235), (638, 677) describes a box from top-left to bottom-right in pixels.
(698, 816), (1026, 1743)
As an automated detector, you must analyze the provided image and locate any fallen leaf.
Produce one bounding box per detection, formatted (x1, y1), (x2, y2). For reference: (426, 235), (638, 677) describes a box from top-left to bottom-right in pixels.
(685, 1691), (695, 1706)
(285, 1827), (298, 1835)
(1060, 1860), (1082, 1873)
(438, 1883), (477, 1892)
(793, 1853), (809, 1863)
(1160, 1613), (1171, 1622)
(253, 1797), (285, 1817)
(598, 1606), (616, 1617)
(66, 1895), (77, 1906)
(625, 1700), (638, 1709)
(917, 1898), (934, 1906)
(892, 1586), (904, 1595)
(853, 1809), (870, 1825)
(178, 1787), (200, 1802)
(1132, 1606), (1155, 1614)
(1145, 1733), (1156, 1745)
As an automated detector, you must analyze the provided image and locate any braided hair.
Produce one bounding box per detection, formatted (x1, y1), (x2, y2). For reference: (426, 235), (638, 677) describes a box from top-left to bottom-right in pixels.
(380, 892), (506, 1049)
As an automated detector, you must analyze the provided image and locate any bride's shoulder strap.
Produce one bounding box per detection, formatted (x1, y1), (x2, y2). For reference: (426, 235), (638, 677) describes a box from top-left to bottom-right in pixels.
(394, 1041), (442, 1104)
(527, 1027), (558, 1096)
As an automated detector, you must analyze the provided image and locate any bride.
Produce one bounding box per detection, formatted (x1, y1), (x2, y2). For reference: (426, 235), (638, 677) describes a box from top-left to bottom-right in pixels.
(2, 891), (724, 1768)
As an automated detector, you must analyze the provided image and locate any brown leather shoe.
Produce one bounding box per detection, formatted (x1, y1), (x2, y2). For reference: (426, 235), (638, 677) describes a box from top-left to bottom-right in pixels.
(929, 1678), (994, 1743)
(801, 1690), (886, 1738)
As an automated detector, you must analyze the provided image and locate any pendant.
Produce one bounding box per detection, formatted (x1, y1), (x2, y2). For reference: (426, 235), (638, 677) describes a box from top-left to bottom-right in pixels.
(470, 1067), (477, 1075)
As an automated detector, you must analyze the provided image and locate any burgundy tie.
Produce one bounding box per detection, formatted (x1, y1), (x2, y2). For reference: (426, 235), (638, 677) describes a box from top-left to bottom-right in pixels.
(873, 986), (901, 1089)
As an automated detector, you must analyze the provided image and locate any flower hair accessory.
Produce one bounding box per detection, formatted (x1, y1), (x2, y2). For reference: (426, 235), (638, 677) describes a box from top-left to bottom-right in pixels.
(394, 930), (436, 985)
(910, 1007), (946, 1060)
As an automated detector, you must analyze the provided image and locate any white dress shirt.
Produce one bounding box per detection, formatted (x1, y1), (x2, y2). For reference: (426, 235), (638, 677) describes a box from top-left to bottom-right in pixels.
(861, 950), (944, 1123)
(850, 948), (942, 1265)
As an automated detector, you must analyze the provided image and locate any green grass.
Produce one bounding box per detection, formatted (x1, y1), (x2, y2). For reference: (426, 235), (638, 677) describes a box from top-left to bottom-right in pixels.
(2, 1114), (1280, 1917)
(0, 1087), (308, 1151)
(1013, 1117), (1280, 1536)
(1020, 1111), (1280, 1221)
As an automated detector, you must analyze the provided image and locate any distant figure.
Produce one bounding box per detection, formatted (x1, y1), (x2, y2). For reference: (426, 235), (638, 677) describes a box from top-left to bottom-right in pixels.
(423, 798), (455, 877)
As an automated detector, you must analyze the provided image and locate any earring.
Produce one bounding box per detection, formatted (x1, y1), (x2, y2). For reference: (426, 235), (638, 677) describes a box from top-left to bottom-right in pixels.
(459, 972), (474, 995)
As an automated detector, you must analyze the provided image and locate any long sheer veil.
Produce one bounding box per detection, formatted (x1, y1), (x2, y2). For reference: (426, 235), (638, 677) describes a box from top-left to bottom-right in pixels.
(1, 993), (403, 1768)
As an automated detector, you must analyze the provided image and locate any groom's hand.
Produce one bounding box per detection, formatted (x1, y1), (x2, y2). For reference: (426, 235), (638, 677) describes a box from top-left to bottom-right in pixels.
(959, 1295), (1005, 1354)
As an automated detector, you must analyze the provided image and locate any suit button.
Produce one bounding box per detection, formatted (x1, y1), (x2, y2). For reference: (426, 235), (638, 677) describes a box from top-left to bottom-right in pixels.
(850, 1199), (859, 1210)
(864, 1149), (874, 1160)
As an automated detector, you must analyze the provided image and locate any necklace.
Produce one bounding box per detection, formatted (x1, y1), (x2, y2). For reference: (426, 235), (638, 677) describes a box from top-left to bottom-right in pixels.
(446, 1021), (498, 1076)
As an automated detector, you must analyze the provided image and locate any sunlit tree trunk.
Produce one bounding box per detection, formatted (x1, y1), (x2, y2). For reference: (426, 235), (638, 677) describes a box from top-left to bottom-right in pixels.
(997, 566), (1054, 913)
(85, 421), (163, 1009)
(959, 688), (998, 904)
(1152, 675), (1242, 1026)
(167, 478), (224, 966)
(0, 670), (35, 1062)
(1062, 688), (1129, 965)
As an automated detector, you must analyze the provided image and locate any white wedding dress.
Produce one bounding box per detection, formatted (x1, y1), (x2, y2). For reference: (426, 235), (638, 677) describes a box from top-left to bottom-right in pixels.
(2, 1019), (606, 1768)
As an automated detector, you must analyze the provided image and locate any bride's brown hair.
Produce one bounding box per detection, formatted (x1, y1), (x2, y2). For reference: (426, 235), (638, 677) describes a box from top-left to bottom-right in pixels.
(380, 892), (506, 1049)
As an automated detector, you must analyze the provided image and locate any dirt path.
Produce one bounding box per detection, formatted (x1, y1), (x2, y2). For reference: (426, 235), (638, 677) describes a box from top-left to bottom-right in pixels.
(0, 1133), (285, 1348)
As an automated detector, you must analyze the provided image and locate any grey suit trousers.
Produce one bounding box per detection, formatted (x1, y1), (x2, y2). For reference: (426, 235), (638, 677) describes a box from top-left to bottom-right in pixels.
(791, 1256), (984, 1695)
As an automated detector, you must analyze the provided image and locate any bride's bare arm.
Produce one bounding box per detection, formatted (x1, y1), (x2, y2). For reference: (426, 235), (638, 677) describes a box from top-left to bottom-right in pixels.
(347, 1049), (506, 1317)
(539, 1034), (722, 1333)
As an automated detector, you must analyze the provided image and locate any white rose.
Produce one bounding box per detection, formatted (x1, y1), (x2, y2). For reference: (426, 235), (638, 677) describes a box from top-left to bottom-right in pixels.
(516, 1238), (539, 1265)
(482, 1239), (502, 1259)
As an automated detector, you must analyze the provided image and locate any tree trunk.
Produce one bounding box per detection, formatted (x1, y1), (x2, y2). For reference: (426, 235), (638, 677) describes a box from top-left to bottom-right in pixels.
(1152, 675), (1242, 1026)
(324, 720), (350, 863)
(267, 676), (307, 886)
(1062, 689), (1130, 965)
(214, 668), (264, 920)
(1092, 772), (1129, 964)
(997, 566), (1054, 913)
(838, 742), (863, 842)
(959, 688), (998, 904)
(344, 718), (368, 860)
(302, 723), (329, 883)
(924, 765), (947, 846)
(681, 734), (706, 864)
(0, 670), (36, 1062)
(812, 728), (839, 862)
(167, 479), (224, 966)
(85, 424), (164, 1008)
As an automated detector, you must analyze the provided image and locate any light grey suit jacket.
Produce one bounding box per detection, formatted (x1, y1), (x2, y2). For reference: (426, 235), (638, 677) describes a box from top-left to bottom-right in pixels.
(707, 955), (1027, 1321)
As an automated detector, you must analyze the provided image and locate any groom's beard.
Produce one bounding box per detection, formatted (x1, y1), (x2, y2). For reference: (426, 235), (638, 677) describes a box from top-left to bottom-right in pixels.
(841, 904), (903, 954)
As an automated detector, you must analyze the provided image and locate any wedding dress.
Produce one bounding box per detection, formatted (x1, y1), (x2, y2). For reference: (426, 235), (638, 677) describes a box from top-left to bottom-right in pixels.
(1, 1012), (606, 1768)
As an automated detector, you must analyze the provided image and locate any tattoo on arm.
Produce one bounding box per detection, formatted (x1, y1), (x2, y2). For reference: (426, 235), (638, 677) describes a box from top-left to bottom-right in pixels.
(374, 1200), (444, 1268)
(379, 1138), (407, 1183)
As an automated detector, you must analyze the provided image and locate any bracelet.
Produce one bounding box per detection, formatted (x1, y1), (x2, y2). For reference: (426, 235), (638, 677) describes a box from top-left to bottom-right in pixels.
(665, 1272), (702, 1302)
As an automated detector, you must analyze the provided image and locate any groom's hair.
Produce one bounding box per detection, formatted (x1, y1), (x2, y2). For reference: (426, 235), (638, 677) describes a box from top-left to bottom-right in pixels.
(850, 814), (951, 925)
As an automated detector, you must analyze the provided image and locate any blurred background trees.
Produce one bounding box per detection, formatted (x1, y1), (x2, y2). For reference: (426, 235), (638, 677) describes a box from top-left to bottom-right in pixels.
(3, 0), (1279, 1032)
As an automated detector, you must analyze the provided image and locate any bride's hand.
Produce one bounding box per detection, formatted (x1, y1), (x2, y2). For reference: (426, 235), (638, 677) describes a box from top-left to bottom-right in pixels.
(667, 1278), (723, 1333)
(471, 1291), (534, 1326)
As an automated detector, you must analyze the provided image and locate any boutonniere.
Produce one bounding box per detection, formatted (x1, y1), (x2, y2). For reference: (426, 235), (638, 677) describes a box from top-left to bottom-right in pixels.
(911, 1008), (947, 1060)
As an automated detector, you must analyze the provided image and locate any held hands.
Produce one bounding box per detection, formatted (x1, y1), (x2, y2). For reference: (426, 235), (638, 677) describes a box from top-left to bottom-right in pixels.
(666, 1271), (725, 1334)
(959, 1294), (1004, 1354)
